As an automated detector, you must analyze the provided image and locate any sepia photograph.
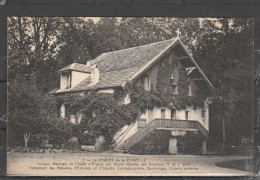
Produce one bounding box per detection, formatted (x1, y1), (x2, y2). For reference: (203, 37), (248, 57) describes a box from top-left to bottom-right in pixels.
(6, 17), (254, 176)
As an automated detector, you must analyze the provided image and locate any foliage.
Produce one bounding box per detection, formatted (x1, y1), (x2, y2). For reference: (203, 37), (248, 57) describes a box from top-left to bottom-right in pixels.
(8, 74), (57, 147)
(193, 18), (254, 146)
(7, 17), (254, 148)
(47, 117), (73, 148)
(54, 55), (209, 148)
(55, 91), (140, 148)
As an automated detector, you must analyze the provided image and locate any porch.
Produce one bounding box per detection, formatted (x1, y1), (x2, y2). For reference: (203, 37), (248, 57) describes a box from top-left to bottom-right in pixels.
(124, 119), (209, 154)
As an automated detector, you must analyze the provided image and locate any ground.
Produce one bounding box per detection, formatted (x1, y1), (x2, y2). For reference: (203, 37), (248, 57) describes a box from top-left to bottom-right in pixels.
(7, 152), (253, 176)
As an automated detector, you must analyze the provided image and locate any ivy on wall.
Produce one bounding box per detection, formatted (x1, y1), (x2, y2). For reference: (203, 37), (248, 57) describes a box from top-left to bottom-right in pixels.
(53, 53), (211, 148)
(55, 91), (140, 148)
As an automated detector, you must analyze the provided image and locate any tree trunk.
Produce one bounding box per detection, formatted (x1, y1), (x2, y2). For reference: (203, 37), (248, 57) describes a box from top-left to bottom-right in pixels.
(24, 132), (30, 148)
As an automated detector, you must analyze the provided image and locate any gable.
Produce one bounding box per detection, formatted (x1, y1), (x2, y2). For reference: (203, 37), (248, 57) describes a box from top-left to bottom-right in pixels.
(127, 40), (213, 89)
(89, 39), (174, 72)
(133, 47), (201, 95)
(53, 38), (213, 94)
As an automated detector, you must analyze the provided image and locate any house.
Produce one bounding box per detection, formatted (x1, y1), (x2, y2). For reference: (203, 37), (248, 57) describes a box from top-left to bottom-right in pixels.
(51, 35), (214, 154)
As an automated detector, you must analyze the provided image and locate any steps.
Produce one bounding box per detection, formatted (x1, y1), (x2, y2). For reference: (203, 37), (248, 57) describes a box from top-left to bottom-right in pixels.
(124, 119), (209, 152)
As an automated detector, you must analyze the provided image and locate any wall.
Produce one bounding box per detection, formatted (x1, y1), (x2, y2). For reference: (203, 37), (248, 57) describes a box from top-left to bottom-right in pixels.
(71, 71), (90, 88)
(186, 77), (199, 96)
(69, 112), (83, 124)
(97, 88), (115, 94)
(134, 49), (199, 95)
(134, 64), (159, 91)
(113, 103), (209, 151)
(131, 48), (209, 130)
(60, 74), (68, 90)
(139, 105), (209, 131)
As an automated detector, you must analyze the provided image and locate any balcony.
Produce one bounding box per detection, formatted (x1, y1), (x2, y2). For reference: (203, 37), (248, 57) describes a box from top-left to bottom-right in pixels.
(124, 119), (208, 152)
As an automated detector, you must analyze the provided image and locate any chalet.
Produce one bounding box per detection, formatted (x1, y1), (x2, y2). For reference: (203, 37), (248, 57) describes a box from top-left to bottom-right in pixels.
(51, 34), (214, 154)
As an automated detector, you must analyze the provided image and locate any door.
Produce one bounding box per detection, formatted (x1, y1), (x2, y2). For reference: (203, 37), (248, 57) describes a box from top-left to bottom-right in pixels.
(185, 111), (189, 120)
(161, 109), (166, 119)
(171, 108), (176, 119)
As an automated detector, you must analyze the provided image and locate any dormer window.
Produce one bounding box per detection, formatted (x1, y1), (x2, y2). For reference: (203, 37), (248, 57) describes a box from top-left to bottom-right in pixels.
(61, 72), (72, 90)
(143, 75), (150, 91)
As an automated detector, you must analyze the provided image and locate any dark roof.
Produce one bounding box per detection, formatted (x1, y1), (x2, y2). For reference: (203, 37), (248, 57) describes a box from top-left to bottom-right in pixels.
(53, 67), (140, 93)
(58, 63), (91, 73)
(53, 38), (213, 93)
(90, 39), (174, 72)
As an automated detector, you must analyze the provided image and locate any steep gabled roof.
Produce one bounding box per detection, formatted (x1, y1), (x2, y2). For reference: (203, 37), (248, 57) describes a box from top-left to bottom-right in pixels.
(53, 38), (213, 94)
(89, 39), (174, 72)
(58, 63), (91, 73)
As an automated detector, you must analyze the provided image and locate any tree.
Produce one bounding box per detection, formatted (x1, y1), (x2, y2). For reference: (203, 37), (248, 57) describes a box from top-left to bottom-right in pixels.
(193, 18), (254, 146)
(7, 17), (253, 149)
(8, 73), (57, 148)
(8, 17), (64, 92)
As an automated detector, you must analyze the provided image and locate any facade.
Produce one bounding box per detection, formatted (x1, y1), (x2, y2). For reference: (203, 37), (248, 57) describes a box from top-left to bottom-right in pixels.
(51, 37), (214, 154)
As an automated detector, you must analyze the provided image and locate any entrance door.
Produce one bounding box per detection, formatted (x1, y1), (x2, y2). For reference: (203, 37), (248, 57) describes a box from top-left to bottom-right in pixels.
(171, 108), (176, 119)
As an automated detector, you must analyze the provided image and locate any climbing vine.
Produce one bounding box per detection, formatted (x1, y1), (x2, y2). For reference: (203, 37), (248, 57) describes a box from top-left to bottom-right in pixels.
(53, 53), (211, 148)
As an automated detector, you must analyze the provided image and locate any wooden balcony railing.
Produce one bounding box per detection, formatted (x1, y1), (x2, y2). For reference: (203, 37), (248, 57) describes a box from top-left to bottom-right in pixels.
(124, 119), (208, 151)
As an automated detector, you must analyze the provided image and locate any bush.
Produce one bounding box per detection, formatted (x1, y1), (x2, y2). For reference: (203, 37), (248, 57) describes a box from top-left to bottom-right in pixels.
(48, 117), (73, 148)
(29, 134), (49, 148)
(78, 132), (95, 145)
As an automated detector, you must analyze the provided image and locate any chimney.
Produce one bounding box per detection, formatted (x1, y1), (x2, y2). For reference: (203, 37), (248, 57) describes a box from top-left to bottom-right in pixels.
(90, 64), (99, 85)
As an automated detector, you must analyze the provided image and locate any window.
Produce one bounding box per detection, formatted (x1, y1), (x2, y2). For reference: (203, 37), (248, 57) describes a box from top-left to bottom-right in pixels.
(171, 73), (174, 80)
(92, 111), (97, 118)
(143, 75), (150, 91)
(61, 72), (72, 90)
(70, 115), (76, 124)
(186, 82), (192, 96)
(185, 111), (189, 120)
(138, 119), (146, 128)
(60, 104), (66, 118)
(161, 109), (166, 119)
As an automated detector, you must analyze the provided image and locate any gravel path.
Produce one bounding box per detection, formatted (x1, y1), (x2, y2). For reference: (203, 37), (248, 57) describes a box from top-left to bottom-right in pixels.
(7, 152), (253, 176)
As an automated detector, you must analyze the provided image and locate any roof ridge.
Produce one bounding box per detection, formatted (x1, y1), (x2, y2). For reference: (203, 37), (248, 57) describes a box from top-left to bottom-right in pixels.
(71, 63), (76, 69)
(100, 66), (141, 74)
(96, 38), (175, 57)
